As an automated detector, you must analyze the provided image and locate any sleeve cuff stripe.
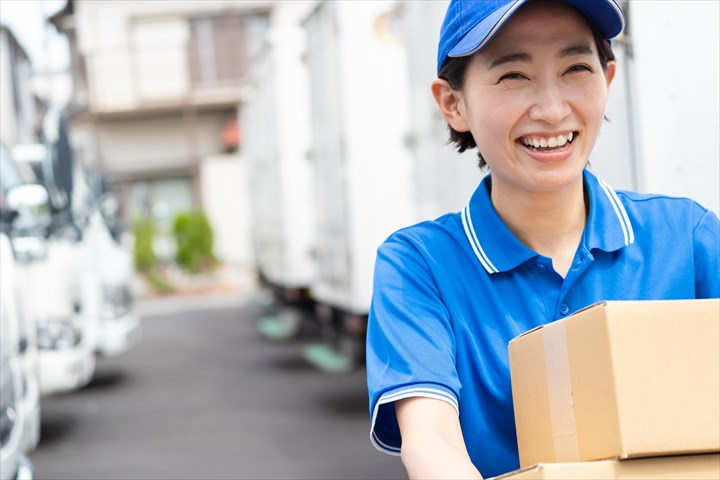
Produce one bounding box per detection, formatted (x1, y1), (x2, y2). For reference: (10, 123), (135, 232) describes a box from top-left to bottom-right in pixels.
(369, 387), (460, 456)
(379, 387), (459, 410)
(371, 431), (402, 455)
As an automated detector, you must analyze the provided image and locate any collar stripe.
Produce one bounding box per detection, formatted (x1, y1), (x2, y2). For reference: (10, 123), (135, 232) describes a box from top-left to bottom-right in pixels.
(462, 204), (499, 274)
(598, 179), (635, 246)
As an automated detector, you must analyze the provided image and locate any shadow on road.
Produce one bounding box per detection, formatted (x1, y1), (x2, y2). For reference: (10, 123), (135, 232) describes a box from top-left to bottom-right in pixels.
(314, 389), (369, 416)
(85, 367), (128, 391)
(265, 353), (315, 372)
(38, 412), (79, 444)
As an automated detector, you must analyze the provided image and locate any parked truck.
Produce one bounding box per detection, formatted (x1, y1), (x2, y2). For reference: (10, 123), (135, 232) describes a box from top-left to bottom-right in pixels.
(243, 1), (319, 342)
(298, 1), (421, 372)
(297, 1), (489, 372)
(0, 144), (51, 479)
(3, 140), (95, 398)
(12, 111), (141, 365)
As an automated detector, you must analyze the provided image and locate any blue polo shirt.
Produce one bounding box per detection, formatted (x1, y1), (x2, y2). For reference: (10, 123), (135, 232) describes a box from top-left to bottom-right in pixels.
(366, 169), (719, 478)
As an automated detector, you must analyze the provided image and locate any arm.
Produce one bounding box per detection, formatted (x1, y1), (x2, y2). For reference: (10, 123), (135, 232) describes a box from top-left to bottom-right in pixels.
(396, 397), (483, 480)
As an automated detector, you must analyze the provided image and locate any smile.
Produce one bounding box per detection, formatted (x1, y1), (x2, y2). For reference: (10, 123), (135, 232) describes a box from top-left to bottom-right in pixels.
(519, 132), (575, 151)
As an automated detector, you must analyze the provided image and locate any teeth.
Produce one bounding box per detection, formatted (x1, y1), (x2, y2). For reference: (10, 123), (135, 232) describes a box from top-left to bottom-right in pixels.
(521, 132), (575, 150)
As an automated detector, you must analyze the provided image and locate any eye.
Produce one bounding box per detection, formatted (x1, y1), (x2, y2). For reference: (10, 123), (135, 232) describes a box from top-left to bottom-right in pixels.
(565, 64), (593, 74)
(498, 72), (528, 82)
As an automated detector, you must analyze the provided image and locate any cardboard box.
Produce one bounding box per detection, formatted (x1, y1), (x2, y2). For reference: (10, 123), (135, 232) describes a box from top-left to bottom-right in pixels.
(509, 299), (720, 467)
(491, 453), (720, 480)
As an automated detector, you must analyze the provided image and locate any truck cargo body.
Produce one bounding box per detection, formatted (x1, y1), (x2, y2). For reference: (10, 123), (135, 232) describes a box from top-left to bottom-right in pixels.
(243, 1), (319, 340)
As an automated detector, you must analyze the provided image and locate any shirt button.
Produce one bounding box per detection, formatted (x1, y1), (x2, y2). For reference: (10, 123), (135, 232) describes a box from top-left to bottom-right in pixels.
(559, 303), (570, 315)
(536, 264), (546, 272)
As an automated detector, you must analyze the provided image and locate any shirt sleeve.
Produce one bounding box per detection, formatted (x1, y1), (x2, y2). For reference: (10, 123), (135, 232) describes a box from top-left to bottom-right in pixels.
(693, 207), (720, 298)
(366, 232), (461, 456)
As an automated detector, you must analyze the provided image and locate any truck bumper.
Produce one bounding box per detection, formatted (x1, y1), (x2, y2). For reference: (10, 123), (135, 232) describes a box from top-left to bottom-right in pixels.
(15, 454), (33, 480)
(38, 347), (95, 396)
(97, 312), (141, 357)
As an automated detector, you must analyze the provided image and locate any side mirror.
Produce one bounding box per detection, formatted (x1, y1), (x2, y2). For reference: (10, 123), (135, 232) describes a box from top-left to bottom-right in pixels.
(5, 183), (51, 232)
(100, 194), (119, 220)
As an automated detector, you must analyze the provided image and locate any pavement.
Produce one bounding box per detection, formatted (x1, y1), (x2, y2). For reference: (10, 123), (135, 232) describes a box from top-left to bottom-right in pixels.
(29, 276), (406, 480)
(134, 263), (263, 317)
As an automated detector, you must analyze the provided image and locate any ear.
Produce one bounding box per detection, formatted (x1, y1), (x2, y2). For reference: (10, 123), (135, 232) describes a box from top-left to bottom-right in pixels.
(604, 60), (617, 88)
(431, 78), (470, 132)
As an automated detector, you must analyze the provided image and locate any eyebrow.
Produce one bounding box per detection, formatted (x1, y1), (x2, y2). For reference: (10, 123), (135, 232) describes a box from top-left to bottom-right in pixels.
(488, 44), (595, 70)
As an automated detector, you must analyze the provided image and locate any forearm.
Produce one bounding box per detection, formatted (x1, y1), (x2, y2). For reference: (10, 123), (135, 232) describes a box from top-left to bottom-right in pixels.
(400, 431), (482, 479)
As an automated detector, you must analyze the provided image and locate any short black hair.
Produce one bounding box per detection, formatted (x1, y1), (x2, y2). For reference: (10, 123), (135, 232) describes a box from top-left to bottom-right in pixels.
(437, 18), (616, 169)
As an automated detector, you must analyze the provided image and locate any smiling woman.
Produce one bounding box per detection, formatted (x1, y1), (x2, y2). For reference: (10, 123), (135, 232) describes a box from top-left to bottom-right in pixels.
(364, 0), (720, 479)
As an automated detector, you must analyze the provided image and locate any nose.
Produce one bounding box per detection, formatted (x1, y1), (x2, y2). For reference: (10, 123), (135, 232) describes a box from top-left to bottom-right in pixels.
(528, 83), (571, 125)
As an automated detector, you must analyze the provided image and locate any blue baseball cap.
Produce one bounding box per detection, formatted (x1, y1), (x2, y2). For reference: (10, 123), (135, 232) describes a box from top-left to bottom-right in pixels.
(437, 0), (626, 75)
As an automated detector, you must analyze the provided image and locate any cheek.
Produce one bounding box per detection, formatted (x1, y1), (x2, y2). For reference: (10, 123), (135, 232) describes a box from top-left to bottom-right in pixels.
(573, 80), (610, 120)
(469, 92), (524, 135)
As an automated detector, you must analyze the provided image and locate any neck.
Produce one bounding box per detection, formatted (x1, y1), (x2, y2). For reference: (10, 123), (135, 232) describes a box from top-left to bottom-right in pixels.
(491, 178), (587, 276)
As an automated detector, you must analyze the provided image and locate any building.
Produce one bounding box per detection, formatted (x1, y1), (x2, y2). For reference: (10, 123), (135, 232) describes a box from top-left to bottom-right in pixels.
(0, 25), (41, 150)
(49, 0), (274, 265)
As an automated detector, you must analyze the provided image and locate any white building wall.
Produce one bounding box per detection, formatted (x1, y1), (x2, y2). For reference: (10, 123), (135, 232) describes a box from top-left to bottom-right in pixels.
(94, 111), (233, 176)
(200, 154), (253, 266)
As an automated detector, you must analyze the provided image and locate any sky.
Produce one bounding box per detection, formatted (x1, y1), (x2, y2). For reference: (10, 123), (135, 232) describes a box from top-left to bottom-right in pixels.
(0, 0), (69, 71)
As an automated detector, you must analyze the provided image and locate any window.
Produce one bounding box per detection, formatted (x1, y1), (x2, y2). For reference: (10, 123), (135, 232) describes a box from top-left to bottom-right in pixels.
(188, 14), (267, 88)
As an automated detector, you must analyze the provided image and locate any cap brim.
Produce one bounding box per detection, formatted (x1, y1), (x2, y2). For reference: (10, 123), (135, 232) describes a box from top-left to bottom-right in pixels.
(447, 0), (527, 58)
(447, 0), (625, 59)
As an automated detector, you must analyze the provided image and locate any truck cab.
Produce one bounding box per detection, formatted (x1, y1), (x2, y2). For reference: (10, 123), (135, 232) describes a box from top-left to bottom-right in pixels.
(12, 112), (140, 363)
(0, 145), (46, 479)
(2, 141), (96, 398)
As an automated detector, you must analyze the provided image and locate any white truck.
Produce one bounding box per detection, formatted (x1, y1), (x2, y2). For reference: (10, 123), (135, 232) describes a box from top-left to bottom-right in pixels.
(0, 146), (50, 479)
(3, 140), (95, 398)
(0, 342), (34, 480)
(590, 0), (719, 214)
(12, 115), (141, 365)
(10, 112), (141, 395)
(297, 1), (482, 372)
(243, 1), (319, 342)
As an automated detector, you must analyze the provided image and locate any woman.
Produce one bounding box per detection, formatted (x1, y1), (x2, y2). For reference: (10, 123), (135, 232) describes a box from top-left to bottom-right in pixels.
(366, 0), (720, 478)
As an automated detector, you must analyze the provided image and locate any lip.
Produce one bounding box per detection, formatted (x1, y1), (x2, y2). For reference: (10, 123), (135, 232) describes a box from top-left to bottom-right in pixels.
(516, 130), (578, 162)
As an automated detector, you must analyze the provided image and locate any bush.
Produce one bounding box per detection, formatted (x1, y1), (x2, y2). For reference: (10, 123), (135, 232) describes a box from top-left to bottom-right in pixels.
(132, 214), (157, 273)
(172, 211), (216, 273)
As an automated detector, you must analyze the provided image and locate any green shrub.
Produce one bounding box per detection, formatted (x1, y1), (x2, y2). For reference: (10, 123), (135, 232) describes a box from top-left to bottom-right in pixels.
(145, 270), (176, 294)
(172, 210), (216, 273)
(132, 214), (157, 273)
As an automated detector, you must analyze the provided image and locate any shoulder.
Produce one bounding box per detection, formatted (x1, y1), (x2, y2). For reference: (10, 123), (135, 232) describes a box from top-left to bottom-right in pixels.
(379, 212), (464, 255)
(616, 190), (718, 230)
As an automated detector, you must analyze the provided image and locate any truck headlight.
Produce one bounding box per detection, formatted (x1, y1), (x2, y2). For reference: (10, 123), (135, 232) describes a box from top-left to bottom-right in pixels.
(35, 316), (82, 350)
(0, 353), (18, 448)
(10, 235), (48, 263)
(101, 284), (133, 320)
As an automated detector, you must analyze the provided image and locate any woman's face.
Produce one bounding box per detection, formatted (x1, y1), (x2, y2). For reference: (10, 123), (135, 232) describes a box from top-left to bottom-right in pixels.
(454, 1), (615, 196)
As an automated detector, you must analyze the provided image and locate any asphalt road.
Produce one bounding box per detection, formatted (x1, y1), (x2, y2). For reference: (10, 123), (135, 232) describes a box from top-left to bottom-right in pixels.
(28, 293), (406, 479)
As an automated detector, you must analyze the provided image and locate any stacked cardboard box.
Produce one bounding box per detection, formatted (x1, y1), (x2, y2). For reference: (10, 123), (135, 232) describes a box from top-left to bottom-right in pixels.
(497, 299), (720, 479)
